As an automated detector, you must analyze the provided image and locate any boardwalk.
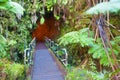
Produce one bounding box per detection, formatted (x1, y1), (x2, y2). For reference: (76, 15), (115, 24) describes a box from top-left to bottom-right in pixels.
(32, 43), (64, 80)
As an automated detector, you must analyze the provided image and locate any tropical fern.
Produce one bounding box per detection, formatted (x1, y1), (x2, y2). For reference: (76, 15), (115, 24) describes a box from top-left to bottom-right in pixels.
(0, 0), (24, 14)
(89, 37), (120, 66)
(58, 27), (120, 66)
(86, 0), (120, 14)
(58, 28), (94, 47)
(110, 36), (120, 54)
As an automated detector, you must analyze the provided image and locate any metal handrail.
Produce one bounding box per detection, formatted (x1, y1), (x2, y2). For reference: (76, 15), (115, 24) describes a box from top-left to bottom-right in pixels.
(45, 37), (68, 66)
(24, 37), (36, 66)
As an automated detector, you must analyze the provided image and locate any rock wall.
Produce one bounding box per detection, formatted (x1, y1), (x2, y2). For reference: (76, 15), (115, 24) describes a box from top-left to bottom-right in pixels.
(32, 17), (60, 42)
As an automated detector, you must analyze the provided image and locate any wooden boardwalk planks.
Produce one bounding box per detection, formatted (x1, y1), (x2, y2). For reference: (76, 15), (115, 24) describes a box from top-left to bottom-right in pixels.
(32, 43), (64, 80)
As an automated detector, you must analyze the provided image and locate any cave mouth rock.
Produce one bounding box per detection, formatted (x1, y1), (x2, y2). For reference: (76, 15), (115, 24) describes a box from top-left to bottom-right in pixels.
(32, 12), (60, 42)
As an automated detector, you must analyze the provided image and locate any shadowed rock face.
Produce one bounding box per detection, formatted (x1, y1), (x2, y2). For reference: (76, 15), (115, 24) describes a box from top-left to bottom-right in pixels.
(32, 17), (60, 42)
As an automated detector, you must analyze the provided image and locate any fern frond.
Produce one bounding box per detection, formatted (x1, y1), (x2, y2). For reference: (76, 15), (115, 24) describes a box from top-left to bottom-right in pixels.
(88, 36), (120, 66)
(0, 1), (24, 14)
(86, 1), (120, 14)
(58, 28), (94, 47)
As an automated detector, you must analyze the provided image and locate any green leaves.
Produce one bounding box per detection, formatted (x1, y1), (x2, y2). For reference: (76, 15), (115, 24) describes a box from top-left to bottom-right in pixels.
(4, 63), (25, 80)
(89, 44), (105, 58)
(0, 35), (7, 58)
(66, 68), (93, 80)
(7, 2), (24, 14)
(86, 1), (120, 14)
(54, 15), (60, 20)
(59, 27), (120, 66)
(40, 16), (45, 24)
(0, 34), (6, 45)
(88, 43), (110, 66)
(58, 28), (94, 47)
(8, 40), (17, 46)
(0, 0), (9, 2)
(110, 36), (120, 53)
(0, 0), (24, 14)
(88, 36), (120, 66)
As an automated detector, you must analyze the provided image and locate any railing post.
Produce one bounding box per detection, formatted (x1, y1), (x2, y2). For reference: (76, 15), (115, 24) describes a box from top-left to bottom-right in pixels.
(24, 37), (36, 66)
(63, 48), (68, 66)
(45, 37), (68, 67)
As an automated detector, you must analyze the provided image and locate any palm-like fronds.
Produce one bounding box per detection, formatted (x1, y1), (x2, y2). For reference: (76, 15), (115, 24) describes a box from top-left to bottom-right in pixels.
(0, 0), (24, 14)
(58, 28), (94, 47)
(86, 0), (120, 14)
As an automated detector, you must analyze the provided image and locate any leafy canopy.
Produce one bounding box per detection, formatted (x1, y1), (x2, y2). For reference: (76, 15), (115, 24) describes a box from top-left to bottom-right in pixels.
(0, 0), (24, 14)
(86, 0), (120, 14)
(58, 28), (94, 47)
(58, 27), (120, 66)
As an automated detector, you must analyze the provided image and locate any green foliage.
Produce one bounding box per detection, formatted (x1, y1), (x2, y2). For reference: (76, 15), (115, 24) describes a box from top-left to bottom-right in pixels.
(89, 37), (120, 66)
(59, 27), (120, 66)
(0, 0), (33, 62)
(66, 68), (93, 80)
(110, 36), (120, 53)
(0, 34), (6, 45)
(54, 14), (60, 20)
(0, 0), (24, 14)
(0, 34), (7, 58)
(110, 68), (120, 79)
(45, 0), (68, 11)
(4, 63), (25, 80)
(58, 28), (94, 65)
(40, 16), (45, 24)
(66, 68), (109, 80)
(8, 40), (17, 46)
(88, 42), (110, 66)
(0, 58), (25, 80)
(58, 28), (94, 47)
(90, 71), (109, 80)
(86, 0), (120, 14)
(56, 50), (64, 56)
(0, 0), (9, 3)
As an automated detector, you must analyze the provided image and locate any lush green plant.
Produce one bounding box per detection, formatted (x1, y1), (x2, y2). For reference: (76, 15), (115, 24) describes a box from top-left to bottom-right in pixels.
(58, 28), (94, 47)
(4, 63), (25, 80)
(0, 0), (33, 62)
(58, 28), (120, 66)
(86, 0), (120, 14)
(66, 68), (93, 80)
(66, 68), (109, 80)
(89, 36), (120, 66)
(0, 58), (25, 80)
(0, 0), (24, 14)
(58, 28), (93, 65)
(0, 34), (7, 58)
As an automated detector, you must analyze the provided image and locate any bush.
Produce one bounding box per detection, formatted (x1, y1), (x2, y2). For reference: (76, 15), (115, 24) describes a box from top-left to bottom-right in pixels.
(0, 59), (25, 80)
(66, 68), (93, 80)
(66, 68), (109, 80)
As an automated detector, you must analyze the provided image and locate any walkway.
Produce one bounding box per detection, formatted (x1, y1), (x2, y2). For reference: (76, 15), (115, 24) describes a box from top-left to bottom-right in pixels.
(32, 43), (64, 80)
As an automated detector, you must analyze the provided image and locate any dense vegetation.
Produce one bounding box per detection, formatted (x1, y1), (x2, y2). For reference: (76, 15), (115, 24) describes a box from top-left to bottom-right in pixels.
(0, 0), (120, 80)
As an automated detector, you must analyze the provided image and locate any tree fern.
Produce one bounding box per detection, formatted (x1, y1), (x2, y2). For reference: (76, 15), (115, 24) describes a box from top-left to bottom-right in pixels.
(58, 28), (120, 66)
(58, 28), (94, 47)
(89, 37), (120, 66)
(86, 0), (120, 14)
(0, 0), (24, 14)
